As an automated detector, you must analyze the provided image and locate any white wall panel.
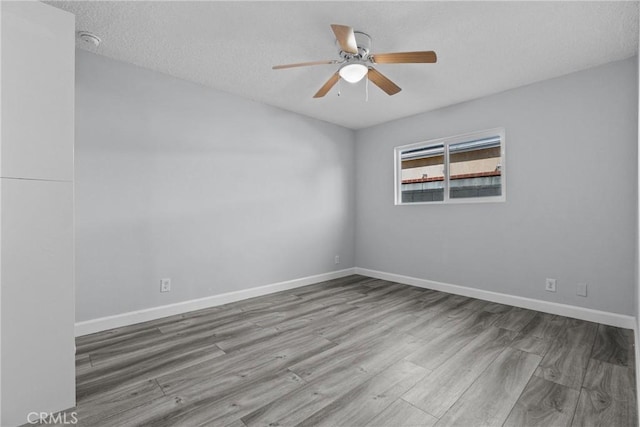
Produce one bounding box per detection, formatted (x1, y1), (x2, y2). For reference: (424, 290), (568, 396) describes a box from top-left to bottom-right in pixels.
(1, 2), (75, 425)
(1, 1), (74, 181)
(1, 178), (75, 426)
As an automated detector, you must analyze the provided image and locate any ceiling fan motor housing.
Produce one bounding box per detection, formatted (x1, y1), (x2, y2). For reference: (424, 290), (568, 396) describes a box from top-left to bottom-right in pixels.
(337, 31), (372, 62)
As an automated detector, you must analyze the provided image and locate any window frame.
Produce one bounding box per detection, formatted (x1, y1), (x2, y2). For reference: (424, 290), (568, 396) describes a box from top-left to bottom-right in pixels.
(394, 127), (506, 205)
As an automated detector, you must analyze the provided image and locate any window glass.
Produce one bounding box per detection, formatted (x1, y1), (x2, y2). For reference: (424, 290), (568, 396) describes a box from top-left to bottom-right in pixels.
(400, 143), (444, 203)
(395, 128), (505, 204)
(448, 136), (502, 199)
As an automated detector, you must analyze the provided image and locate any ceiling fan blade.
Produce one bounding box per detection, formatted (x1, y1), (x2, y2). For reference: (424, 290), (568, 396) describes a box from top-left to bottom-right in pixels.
(331, 24), (358, 54)
(368, 68), (402, 95)
(371, 51), (437, 64)
(313, 72), (340, 98)
(272, 60), (338, 70)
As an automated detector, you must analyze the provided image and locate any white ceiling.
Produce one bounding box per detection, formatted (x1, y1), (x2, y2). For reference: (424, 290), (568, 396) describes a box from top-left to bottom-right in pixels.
(46, 1), (639, 130)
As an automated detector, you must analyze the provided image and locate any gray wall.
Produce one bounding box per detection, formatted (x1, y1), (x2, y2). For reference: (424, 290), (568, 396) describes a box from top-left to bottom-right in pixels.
(356, 57), (638, 316)
(75, 51), (355, 322)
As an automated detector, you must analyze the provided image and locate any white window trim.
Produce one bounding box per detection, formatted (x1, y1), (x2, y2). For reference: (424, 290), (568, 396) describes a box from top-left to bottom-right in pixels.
(394, 127), (506, 205)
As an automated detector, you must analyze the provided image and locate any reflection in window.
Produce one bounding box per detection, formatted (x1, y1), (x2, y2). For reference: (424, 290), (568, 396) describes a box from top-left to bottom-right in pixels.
(448, 136), (502, 199)
(400, 143), (444, 202)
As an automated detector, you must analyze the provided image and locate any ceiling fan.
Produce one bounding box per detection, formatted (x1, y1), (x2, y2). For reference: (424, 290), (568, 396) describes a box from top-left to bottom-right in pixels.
(272, 24), (437, 98)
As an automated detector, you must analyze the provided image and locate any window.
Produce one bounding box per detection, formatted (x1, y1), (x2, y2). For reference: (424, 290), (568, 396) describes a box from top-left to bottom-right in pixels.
(395, 128), (505, 204)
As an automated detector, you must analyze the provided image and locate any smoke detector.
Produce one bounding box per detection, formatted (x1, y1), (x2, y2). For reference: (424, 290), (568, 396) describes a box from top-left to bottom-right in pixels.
(77, 31), (101, 47)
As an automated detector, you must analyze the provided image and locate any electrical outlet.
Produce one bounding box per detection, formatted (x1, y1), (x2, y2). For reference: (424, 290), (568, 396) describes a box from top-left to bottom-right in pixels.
(334, 255), (340, 265)
(545, 278), (557, 293)
(577, 283), (587, 297)
(160, 278), (171, 293)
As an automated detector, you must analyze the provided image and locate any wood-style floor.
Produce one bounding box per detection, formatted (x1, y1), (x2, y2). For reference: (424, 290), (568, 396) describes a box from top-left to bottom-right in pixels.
(66, 275), (636, 426)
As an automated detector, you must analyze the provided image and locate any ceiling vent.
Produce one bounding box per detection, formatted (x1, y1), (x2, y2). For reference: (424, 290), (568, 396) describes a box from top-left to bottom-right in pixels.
(77, 31), (102, 47)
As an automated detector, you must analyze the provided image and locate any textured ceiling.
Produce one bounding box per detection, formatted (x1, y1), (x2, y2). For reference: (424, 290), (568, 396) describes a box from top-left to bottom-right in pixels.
(46, 1), (639, 129)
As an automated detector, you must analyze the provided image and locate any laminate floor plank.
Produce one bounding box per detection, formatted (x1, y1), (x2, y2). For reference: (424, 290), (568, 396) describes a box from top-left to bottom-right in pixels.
(410, 292), (454, 312)
(395, 305), (454, 330)
(77, 343), (225, 401)
(289, 282), (352, 298)
(572, 358), (638, 426)
(155, 317), (258, 349)
(241, 365), (372, 427)
(461, 297), (492, 312)
(159, 353), (303, 402)
(76, 327), (164, 355)
(129, 371), (304, 427)
(89, 323), (250, 367)
(510, 312), (567, 357)
(294, 281), (372, 299)
(376, 311), (428, 333)
(157, 335), (336, 398)
(347, 282), (415, 305)
(313, 300), (419, 343)
(297, 289), (369, 308)
(591, 324), (635, 368)
(536, 318), (598, 389)
(94, 396), (185, 427)
(403, 326), (517, 417)
(503, 375), (580, 427)
(405, 306), (476, 342)
(77, 379), (165, 425)
(272, 302), (359, 330)
(314, 316), (393, 346)
(67, 275), (637, 427)
(77, 303), (240, 352)
(519, 312), (567, 340)
(214, 325), (281, 353)
(296, 360), (429, 427)
(289, 328), (423, 383)
(155, 330), (336, 396)
(440, 294), (478, 311)
(411, 293), (459, 313)
(217, 304), (354, 353)
(493, 306), (538, 332)
(292, 275), (376, 295)
(350, 292), (418, 315)
(109, 371), (304, 427)
(404, 310), (502, 370)
(483, 301), (512, 313)
(156, 308), (249, 334)
(510, 335), (553, 356)
(76, 354), (93, 376)
(158, 295), (321, 336)
(361, 277), (402, 288)
(367, 399), (438, 427)
(231, 292), (302, 311)
(435, 348), (542, 426)
(245, 302), (327, 327)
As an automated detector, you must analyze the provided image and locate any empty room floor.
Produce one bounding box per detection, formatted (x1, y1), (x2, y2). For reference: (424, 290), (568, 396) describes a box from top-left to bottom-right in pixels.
(67, 275), (636, 426)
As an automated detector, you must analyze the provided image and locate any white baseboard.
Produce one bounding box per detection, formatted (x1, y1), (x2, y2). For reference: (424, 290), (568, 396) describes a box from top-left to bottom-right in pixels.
(355, 267), (636, 329)
(75, 268), (356, 336)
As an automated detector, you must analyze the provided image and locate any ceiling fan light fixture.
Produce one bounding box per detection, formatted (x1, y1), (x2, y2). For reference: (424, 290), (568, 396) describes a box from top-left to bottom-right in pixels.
(339, 63), (368, 83)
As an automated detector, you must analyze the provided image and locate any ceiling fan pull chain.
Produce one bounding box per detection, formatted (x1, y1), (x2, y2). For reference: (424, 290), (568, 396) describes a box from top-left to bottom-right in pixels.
(365, 76), (369, 102)
(337, 79), (342, 97)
